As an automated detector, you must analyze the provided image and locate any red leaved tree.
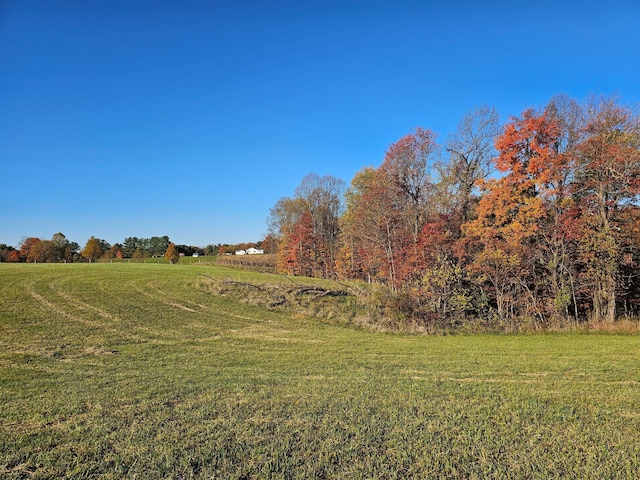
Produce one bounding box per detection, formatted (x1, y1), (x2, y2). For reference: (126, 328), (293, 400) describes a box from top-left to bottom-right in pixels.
(572, 96), (640, 322)
(278, 210), (315, 276)
(20, 237), (46, 263)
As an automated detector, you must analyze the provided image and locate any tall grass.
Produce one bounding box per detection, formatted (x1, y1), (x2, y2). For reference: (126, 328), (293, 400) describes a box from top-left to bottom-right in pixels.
(1, 263), (640, 478)
(214, 253), (277, 272)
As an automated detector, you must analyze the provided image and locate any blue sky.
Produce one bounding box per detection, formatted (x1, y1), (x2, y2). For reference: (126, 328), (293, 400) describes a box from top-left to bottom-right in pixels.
(1, 1), (639, 248)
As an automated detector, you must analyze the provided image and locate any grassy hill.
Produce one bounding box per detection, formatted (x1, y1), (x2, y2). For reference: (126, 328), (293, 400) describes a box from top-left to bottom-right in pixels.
(1, 263), (640, 478)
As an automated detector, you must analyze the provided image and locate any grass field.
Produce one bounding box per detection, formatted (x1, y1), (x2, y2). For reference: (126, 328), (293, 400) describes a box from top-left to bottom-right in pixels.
(104, 255), (218, 265)
(1, 263), (640, 478)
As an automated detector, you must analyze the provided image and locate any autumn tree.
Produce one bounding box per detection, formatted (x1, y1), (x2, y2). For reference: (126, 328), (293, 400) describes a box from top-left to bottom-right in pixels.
(20, 237), (46, 263)
(572, 96), (640, 322)
(380, 127), (438, 243)
(414, 215), (474, 321)
(617, 206), (640, 315)
(0, 244), (20, 262)
(336, 168), (372, 281)
(269, 196), (307, 272)
(268, 197), (306, 240)
(165, 242), (180, 264)
(260, 234), (278, 254)
(387, 110), (501, 322)
(269, 174), (345, 278)
(338, 129), (441, 290)
(537, 95), (585, 320)
(340, 167), (408, 288)
(81, 236), (103, 263)
(293, 174), (345, 277)
(110, 244), (123, 259)
(278, 210), (315, 276)
(263, 95), (639, 328)
(462, 109), (567, 320)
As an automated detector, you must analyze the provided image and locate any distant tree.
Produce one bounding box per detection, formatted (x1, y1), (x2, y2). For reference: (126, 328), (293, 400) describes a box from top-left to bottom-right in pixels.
(110, 244), (123, 259)
(148, 236), (171, 257)
(35, 241), (51, 263)
(81, 237), (103, 263)
(176, 245), (203, 257)
(18, 233), (76, 263)
(69, 242), (80, 258)
(5, 249), (20, 262)
(269, 196), (307, 269)
(132, 248), (145, 262)
(0, 244), (20, 263)
(269, 174), (345, 277)
(294, 174), (346, 276)
(278, 210), (315, 276)
(122, 237), (141, 258)
(49, 232), (73, 263)
(261, 234), (278, 254)
(20, 237), (44, 263)
(97, 238), (111, 253)
(165, 243), (180, 264)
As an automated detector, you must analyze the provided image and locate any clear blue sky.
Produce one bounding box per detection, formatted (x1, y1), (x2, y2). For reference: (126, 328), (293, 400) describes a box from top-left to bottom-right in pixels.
(2, 1), (639, 248)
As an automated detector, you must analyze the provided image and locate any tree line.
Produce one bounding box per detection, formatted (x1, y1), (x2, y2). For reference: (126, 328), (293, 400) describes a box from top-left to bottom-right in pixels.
(1, 234), (205, 263)
(0, 234), (270, 264)
(268, 95), (640, 325)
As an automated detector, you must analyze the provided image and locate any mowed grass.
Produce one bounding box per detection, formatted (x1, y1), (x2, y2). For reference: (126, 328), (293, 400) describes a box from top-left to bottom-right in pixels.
(1, 264), (640, 478)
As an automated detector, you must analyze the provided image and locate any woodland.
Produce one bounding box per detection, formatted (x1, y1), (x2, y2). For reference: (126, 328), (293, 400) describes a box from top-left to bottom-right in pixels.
(3, 94), (639, 330)
(267, 95), (640, 327)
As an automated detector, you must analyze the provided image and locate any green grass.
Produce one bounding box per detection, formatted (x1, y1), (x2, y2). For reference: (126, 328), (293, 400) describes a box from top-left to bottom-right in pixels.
(102, 255), (217, 265)
(1, 263), (640, 478)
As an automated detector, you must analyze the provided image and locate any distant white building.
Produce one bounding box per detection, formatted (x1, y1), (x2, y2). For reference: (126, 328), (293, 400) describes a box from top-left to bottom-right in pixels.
(192, 253), (199, 257)
(235, 250), (246, 255)
(246, 248), (264, 255)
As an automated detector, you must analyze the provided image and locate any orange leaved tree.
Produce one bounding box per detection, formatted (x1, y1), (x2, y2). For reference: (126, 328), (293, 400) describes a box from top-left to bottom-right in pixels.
(462, 109), (568, 321)
(165, 243), (180, 264)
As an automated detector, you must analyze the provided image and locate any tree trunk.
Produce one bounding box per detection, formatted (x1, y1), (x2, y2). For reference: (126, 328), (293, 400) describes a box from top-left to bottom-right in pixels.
(606, 272), (616, 323)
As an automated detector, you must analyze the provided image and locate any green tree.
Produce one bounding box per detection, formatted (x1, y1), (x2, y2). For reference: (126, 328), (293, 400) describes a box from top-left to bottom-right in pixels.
(149, 236), (171, 257)
(50, 232), (72, 263)
(122, 237), (141, 258)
